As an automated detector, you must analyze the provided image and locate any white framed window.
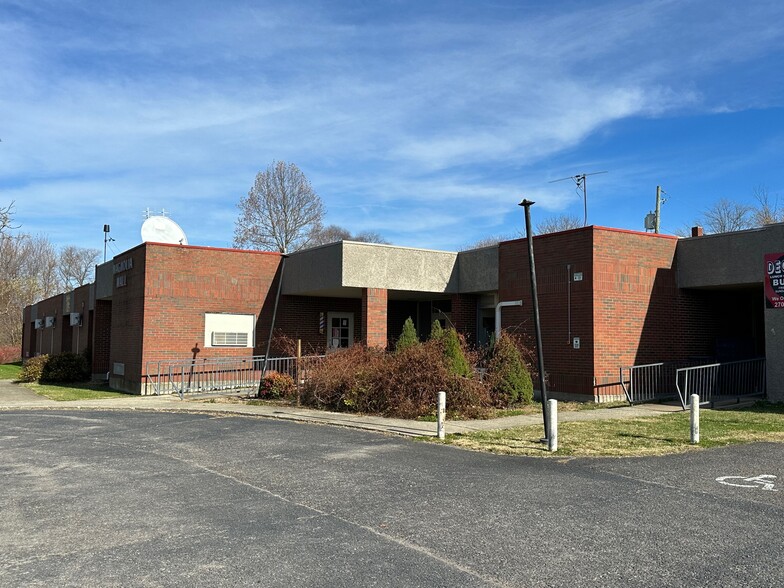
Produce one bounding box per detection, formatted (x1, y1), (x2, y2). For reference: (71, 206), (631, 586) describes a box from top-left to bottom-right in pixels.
(204, 313), (255, 348)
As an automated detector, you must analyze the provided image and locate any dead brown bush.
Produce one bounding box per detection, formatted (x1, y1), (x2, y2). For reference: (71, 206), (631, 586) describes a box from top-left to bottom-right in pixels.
(301, 341), (492, 418)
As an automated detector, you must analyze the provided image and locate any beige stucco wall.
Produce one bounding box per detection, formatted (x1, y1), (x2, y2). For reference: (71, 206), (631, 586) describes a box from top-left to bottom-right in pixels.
(281, 242), (343, 295)
(284, 240), (499, 296)
(677, 223), (784, 288)
(341, 242), (458, 293)
(457, 246), (498, 293)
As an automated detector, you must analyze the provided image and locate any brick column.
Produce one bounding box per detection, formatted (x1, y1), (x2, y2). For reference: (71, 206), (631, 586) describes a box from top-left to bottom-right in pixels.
(362, 288), (388, 348)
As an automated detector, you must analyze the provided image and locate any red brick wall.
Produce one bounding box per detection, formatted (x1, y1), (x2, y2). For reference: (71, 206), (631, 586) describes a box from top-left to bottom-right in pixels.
(362, 288), (388, 348)
(22, 306), (32, 359)
(591, 228), (731, 398)
(451, 294), (478, 345)
(109, 245), (147, 391)
(499, 228), (594, 396)
(500, 226), (723, 400)
(63, 284), (92, 356)
(592, 229), (679, 395)
(92, 299), (112, 375)
(270, 295), (362, 355)
(31, 294), (65, 357)
(127, 244), (283, 392)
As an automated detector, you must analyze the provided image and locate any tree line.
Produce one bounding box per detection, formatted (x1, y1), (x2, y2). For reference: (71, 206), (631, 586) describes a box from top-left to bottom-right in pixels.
(0, 202), (99, 347)
(683, 186), (783, 235)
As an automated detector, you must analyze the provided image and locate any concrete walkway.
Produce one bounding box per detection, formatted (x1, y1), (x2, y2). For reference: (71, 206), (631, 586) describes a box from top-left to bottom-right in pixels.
(0, 379), (683, 437)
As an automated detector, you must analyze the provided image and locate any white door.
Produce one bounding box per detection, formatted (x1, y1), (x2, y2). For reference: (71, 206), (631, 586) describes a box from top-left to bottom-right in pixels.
(327, 312), (354, 350)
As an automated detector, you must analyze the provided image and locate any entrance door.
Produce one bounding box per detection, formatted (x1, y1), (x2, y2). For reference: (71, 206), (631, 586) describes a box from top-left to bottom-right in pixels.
(327, 312), (354, 350)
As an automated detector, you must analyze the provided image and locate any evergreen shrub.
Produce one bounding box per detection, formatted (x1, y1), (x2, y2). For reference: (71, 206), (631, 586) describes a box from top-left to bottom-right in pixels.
(40, 352), (89, 383)
(19, 355), (49, 383)
(487, 333), (533, 405)
(395, 317), (419, 352)
(442, 328), (471, 377)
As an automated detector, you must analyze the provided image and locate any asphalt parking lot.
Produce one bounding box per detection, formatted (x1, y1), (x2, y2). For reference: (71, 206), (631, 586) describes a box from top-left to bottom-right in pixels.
(1, 410), (782, 587)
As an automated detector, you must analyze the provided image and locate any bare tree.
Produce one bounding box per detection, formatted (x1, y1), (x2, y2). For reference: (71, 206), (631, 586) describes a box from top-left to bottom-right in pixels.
(536, 214), (582, 234)
(308, 224), (352, 246)
(351, 231), (389, 244)
(0, 201), (20, 237)
(701, 198), (753, 233)
(233, 161), (326, 253)
(0, 232), (59, 346)
(461, 233), (518, 250)
(58, 246), (100, 290)
(308, 225), (390, 247)
(751, 185), (784, 226)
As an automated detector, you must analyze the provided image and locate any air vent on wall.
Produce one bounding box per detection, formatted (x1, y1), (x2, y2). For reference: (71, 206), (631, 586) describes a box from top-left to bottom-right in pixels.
(211, 332), (249, 347)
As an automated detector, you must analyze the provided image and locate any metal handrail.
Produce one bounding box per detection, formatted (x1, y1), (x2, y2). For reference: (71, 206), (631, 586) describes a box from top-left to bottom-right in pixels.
(619, 362), (678, 405)
(143, 354), (325, 398)
(675, 358), (766, 409)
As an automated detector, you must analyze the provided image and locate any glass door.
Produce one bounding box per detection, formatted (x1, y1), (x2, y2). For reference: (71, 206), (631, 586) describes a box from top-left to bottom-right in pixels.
(327, 312), (354, 350)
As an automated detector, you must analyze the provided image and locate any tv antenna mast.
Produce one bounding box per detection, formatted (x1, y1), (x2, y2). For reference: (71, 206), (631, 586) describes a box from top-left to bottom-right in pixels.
(103, 224), (115, 262)
(549, 171), (608, 226)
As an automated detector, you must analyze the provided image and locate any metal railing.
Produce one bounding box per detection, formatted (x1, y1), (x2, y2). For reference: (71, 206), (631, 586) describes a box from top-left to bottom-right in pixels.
(144, 354), (325, 399)
(675, 358), (766, 409)
(620, 362), (680, 405)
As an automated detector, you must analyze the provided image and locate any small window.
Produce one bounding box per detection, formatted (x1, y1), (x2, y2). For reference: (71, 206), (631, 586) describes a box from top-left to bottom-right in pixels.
(211, 332), (249, 347)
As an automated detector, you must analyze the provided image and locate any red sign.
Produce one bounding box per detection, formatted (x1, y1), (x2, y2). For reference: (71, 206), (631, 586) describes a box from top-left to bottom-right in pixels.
(765, 253), (784, 308)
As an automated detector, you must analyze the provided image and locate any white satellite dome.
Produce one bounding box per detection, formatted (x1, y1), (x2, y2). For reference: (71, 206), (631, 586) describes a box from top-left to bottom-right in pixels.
(141, 215), (189, 245)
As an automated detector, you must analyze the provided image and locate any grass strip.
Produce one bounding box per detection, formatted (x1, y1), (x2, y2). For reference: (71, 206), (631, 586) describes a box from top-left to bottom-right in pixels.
(0, 362), (22, 380)
(438, 402), (784, 457)
(23, 382), (131, 401)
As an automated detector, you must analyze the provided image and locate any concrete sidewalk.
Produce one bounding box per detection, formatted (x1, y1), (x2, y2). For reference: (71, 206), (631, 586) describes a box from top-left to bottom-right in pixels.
(0, 378), (683, 437)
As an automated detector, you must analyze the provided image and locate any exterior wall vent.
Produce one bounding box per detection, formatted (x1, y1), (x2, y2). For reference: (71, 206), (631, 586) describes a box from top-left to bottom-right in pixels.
(211, 332), (249, 347)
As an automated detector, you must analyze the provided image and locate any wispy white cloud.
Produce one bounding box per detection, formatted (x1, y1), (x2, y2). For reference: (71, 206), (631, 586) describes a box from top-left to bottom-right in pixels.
(1, 0), (783, 252)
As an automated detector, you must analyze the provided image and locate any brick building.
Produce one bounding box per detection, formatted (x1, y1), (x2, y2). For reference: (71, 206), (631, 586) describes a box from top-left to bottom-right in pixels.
(21, 223), (783, 401)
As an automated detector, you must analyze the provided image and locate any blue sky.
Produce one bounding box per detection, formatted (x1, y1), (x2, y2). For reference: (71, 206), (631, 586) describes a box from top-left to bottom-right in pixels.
(2, 0), (784, 256)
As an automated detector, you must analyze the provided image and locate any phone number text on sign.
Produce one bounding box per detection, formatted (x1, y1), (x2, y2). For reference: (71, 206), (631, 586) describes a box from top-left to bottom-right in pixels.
(764, 253), (784, 309)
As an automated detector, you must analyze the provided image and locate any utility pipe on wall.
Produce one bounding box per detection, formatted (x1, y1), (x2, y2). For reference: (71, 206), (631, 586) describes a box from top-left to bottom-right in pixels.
(495, 300), (522, 339)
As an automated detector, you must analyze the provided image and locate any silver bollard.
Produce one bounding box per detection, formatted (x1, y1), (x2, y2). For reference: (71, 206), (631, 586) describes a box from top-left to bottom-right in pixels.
(437, 391), (446, 440)
(690, 394), (700, 444)
(547, 399), (558, 452)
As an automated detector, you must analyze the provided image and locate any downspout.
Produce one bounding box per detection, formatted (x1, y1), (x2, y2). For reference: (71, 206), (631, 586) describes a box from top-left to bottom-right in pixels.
(262, 255), (287, 379)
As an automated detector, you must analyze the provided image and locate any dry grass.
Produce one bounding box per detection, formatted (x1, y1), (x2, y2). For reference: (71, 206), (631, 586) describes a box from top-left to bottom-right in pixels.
(439, 402), (784, 457)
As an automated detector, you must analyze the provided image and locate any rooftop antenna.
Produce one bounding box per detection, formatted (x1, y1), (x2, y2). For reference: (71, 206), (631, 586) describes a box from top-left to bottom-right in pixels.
(549, 171), (608, 226)
(103, 224), (115, 262)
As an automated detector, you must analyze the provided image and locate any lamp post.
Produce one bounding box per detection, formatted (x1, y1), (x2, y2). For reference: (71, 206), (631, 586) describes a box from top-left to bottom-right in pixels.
(518, 199), (549, 440)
